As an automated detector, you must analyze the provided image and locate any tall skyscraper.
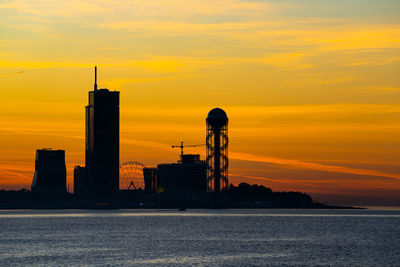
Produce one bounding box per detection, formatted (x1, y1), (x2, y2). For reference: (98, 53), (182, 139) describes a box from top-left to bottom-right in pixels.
(85, 67), (120, 195)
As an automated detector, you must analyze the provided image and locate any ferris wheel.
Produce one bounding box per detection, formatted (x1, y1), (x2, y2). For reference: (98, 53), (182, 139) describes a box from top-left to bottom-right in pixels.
(119, 161), (146, 190)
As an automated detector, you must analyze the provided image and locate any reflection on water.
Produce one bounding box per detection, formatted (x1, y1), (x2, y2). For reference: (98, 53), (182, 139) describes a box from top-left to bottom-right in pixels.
(1, 209), (400, 218)
(129, 252), (290, 265)
(0, 209), (399, 266)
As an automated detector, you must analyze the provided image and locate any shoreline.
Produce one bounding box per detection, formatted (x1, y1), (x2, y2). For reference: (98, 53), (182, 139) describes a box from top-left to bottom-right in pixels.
(0, 203), (361, 210)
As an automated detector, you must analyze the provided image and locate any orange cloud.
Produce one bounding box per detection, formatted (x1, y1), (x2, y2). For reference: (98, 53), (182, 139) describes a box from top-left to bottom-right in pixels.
(230, 152), (400, 180)
(0, 71), (24, 76)
(0, 163), (32, 185)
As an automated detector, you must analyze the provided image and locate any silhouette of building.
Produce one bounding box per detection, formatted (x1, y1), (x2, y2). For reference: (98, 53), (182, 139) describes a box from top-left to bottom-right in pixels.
(85, 67), (120, 195)
(31, 149), (66, 194)
(206, 108), (229, 193)
(157, 154), (207, 192)
(143, 167), (158, 193)
(73, 166), (87, 195)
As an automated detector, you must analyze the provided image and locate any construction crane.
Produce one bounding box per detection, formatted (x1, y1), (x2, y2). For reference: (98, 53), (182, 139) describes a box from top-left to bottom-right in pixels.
(171, 141), (205, 157)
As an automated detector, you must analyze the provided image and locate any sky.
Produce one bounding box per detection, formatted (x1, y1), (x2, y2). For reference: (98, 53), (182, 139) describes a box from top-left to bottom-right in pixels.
(0, 0), (399, 206)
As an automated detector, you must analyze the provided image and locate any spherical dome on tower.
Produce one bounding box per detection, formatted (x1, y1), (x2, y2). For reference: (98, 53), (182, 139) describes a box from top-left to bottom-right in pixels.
(207, 108), (227, 120)
(207, 108), (228, 128)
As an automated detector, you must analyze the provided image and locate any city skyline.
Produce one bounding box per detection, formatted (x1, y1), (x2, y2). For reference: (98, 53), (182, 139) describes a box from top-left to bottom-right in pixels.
(0, 0), (399, 206)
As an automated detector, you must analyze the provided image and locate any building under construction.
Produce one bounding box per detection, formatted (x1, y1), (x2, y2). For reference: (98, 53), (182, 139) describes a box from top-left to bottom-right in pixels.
(157, 154), (207, 192)
(31, 149), (66, 194)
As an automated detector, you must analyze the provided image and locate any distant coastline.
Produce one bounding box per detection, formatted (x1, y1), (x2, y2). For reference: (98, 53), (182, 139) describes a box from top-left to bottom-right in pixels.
(0, 183), (360, 210)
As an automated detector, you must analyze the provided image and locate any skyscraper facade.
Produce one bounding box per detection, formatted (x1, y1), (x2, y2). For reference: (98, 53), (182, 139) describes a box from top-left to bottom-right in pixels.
(85, 67), (120, 195)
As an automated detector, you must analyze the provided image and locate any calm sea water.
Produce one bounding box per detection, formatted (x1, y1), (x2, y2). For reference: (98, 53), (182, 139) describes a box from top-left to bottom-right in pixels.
(0, 209), (399, 267)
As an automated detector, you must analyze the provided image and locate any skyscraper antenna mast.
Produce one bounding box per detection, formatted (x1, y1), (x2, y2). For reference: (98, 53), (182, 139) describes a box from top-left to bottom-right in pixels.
(94, 66), (97, 91)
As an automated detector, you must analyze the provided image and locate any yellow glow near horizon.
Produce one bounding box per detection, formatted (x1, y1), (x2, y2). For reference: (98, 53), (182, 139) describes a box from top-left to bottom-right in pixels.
(0, 0), (399, 205)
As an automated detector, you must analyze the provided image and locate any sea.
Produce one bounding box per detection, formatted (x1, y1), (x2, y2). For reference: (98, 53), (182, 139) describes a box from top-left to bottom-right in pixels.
(0, 208), (399, 267)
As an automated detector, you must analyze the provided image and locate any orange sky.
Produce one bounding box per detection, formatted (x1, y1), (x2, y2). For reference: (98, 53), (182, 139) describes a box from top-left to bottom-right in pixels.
(0, 0), (399, 205)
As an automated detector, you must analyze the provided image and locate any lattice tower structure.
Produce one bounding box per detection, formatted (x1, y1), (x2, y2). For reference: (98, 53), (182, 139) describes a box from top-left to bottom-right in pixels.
(206, 108), (228, 193)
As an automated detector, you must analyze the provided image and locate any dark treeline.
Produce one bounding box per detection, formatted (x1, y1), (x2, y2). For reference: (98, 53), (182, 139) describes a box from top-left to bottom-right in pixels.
(227, 183), (314, 208)
(0, 189), (31, 202)
(0, 185), (350, 209)
(0, 189), (73, 209)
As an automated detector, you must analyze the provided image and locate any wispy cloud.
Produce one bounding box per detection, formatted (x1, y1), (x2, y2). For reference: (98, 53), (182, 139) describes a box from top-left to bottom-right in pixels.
(98, 47), (123, 51)
(0, 70), (24, 76)
(315, 76), (357, 85)
(378, 87), (400, 91)
(230, 152), (400, 180)
(0, 163), (33, 184)
(0, 0), (280, 19)
(120, 138), (169, 150)
(347, 56), (400, 66)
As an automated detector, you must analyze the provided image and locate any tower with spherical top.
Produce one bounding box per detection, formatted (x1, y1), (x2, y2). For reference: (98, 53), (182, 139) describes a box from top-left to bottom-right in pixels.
(206, 108), (228, 193)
